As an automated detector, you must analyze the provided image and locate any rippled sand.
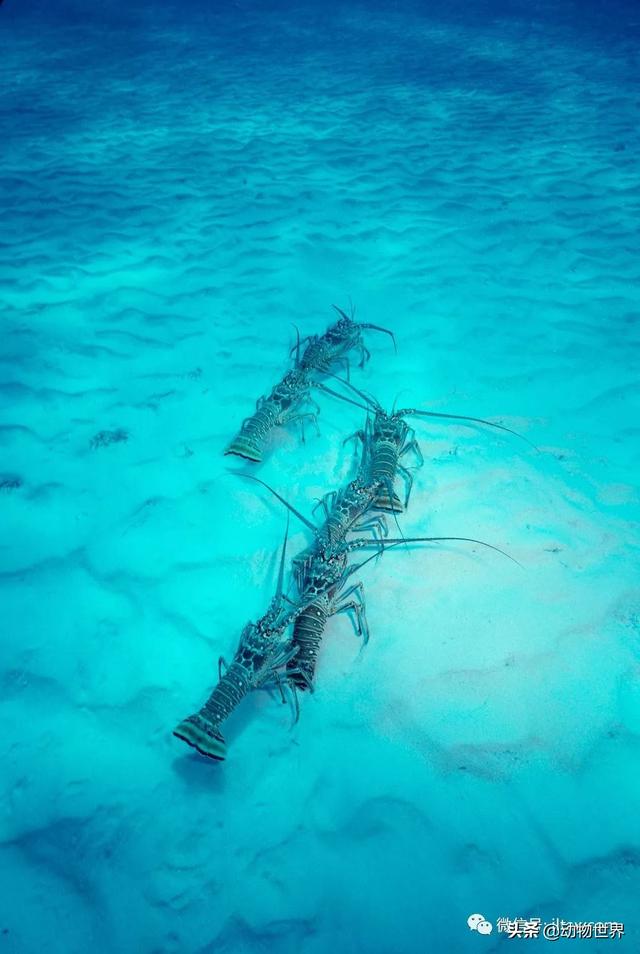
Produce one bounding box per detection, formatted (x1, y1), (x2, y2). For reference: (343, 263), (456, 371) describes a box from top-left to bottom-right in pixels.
(2, 1), (639, 951)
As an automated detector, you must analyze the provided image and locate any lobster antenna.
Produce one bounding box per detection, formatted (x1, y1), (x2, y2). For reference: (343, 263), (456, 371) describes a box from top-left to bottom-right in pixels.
(292, 324), (301, 368)
(236, 472), (316, 531)
(322, 371), (381, 409)
(392, 388), (411, 414)
(390, 481), (406, 541)
(331, 304), (351, 322)
(289, 326), (311, 357)
(321, 376), (535, 451)
(399, 408), (538, 451)
(360, 535), (523, 568)
(275, 513), (290, 600)
(362, 323), (397, 353)
(350, 543), (401, 576)
(360, 414), (373, 474)
(316, 383), (373, 415)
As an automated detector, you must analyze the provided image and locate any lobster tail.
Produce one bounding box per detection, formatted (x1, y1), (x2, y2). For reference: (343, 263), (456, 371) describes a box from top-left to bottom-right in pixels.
(173, 714), (227, 761)
(174, 660), (252, 760)
(224, 437), (263, 462)
(225, 403), (280, 462)
(373, 484), (404, 513)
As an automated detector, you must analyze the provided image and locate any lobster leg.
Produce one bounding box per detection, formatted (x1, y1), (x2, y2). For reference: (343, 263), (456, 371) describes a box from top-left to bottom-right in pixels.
(292, 556), (308, 592)
(339, 357), (352, 382)
(333, 582), (369, 643)
(312, 490), (337, 519)
(401, 437), (424, 467)
(303, 395), (322, 416)
(290, 335), (312, 357)
(343, 429), (366, 453)
(258, 643), (300, 679)
(361, 323), (397, 353)
(282, 411), (321, 438)
(274, 671), (287, 704)
(289, 680), (301, 723)
(352, 514), (388, 539)
(397, 463), (414, 508)
(271, 670), (301, 725)
(286, 662), (315, 693)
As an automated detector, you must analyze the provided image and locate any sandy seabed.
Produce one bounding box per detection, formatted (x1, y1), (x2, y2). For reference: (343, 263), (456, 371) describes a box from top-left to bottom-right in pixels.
(1, 1), (639, 951)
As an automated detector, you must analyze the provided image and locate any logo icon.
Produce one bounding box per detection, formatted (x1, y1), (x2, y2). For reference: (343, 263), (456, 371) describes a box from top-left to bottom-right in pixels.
(468, 914), (493, 935)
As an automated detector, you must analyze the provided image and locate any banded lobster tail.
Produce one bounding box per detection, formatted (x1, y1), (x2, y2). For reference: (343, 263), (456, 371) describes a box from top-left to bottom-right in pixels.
(173, 519), (301, 761)
(173, 618), (299, 760)
(285, 534), (378, 691)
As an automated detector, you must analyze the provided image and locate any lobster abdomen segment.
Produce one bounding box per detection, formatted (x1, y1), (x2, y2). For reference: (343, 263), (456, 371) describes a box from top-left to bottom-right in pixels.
(370, 442), (403, 512)
(287, 601), (329, 690)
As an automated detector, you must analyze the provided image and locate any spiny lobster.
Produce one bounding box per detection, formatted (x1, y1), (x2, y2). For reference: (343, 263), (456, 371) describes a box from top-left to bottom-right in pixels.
(294, 304), (396, 377)
(224, 367), (318, 462)
(224, 306), (395, 462)
(173, 522), (302, 761)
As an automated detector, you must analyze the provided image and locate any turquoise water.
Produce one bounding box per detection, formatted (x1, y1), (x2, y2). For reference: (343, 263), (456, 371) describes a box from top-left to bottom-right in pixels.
(2, 0), (639, 951)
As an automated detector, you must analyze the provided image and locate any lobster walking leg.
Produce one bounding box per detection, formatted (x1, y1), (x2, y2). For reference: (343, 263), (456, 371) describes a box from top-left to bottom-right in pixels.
(283, 410), (320, 434)
(400, 437), (424, 467)
(333, 581), (370, 643)
(312, 491), (338, 520)
(286, 601), (329, 690)
(397, 463), (414, 509)
(351, 514), (389, 538)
